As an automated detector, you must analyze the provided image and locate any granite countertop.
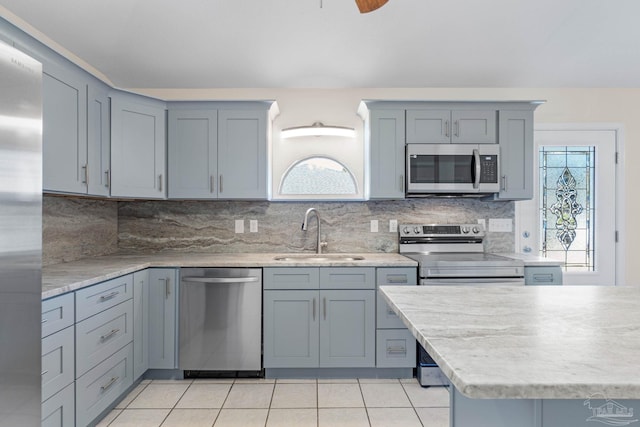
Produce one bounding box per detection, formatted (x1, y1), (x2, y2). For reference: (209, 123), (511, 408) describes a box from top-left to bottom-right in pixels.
(379, 285), (640, 400)
(42, 252), (417, 298)
(498, 252), (563, 266)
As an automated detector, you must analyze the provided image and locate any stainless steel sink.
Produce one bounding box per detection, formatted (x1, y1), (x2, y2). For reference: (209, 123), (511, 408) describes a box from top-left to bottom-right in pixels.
(274, 254), (365, 262)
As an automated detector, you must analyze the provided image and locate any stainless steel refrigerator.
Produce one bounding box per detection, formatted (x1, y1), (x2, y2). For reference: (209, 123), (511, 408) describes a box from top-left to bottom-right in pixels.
(0, 40), (42, 426)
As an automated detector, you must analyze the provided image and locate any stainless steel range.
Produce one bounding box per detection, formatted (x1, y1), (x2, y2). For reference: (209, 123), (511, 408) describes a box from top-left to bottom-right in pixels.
(398, 223), (525, 386)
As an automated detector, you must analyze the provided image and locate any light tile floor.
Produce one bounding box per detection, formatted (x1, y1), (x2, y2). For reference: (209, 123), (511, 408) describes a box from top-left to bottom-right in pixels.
(97, 378), (449, 427)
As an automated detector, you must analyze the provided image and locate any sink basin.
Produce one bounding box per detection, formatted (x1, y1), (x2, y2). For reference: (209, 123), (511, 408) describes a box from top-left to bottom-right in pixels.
(274, 254), (365, 262)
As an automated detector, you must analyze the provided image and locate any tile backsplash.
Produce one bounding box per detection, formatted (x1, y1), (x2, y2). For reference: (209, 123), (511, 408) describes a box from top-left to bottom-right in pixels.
(43, 196), (515, 264)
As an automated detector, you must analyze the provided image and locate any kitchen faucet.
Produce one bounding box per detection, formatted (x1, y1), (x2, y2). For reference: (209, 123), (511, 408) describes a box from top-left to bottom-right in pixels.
(302, 208), (326, 254)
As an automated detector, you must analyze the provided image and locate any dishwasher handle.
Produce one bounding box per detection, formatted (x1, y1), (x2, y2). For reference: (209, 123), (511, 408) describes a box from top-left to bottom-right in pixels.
(181, 276), (260, 284)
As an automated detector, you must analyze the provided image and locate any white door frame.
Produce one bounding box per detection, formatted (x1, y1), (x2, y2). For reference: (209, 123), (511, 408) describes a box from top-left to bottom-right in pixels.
(515, 123), (626, 286)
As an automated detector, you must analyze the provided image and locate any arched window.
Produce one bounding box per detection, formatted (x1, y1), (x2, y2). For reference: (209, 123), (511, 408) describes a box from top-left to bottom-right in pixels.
(279, 156), (358, 195)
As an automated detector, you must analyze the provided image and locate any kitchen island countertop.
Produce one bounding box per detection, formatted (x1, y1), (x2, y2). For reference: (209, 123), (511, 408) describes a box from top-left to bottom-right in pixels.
(43, 252), (416, 298)
(379, 284), (640, 400)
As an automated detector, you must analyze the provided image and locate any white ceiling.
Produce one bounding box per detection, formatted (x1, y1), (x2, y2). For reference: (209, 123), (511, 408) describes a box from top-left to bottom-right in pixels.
(1, 0), (639, 89)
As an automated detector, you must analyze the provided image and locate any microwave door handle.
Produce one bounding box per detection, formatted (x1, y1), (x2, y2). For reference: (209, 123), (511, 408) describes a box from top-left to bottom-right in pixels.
(472, 149), (481, 189)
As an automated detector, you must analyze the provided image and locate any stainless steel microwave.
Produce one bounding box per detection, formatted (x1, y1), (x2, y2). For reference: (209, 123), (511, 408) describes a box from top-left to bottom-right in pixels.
(406, 144), (500, 196)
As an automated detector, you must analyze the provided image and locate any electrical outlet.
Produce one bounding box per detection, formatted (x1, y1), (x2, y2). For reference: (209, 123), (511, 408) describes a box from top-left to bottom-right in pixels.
(370, 220), (379, 233)
(389, 219), (398, 232)
(235, 219), (245, 233)
(488, 218), (512, 232)
(477, 219), (486, 230)
(249, 219), (258, 233)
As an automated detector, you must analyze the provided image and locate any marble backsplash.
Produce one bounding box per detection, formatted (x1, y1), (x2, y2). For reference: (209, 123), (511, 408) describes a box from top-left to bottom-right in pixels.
(43, 195), (119, 265)
(118, 198), (515, 254)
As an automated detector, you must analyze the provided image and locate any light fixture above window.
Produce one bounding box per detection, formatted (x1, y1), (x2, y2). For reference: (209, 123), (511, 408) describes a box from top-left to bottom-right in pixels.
(281, 122), (356, 139)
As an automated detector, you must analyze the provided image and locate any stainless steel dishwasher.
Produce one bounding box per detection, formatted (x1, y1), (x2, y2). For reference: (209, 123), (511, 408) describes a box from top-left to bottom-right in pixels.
(179, 268), (262, 376)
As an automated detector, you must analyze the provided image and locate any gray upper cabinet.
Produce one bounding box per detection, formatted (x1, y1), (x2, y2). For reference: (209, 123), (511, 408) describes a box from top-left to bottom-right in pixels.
(87, 83), (111, 196)
(406, 109), (497, 144)
(361, 108), (405, 199)
(111, 91), (167, 199)
(168, 109), (218, 198)
(42, 66), (88, 194)
(167, 102), (276, 200)
(495, 109), (534, 200)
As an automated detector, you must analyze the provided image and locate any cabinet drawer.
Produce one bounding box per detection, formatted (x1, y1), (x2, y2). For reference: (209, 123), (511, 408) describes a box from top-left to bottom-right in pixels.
(42, 326), (75, 402)
(264, 267), (319, 290)
(376, 329), (416, 368)
(42, 293), (74, 338)
(525, 266), (563, 286)
(42, 382), (75, 427)
(76, 299), (133, 377)
(76, 343), (134, 427)
(376, 268), (417, 286)
(320, 267), (375, 290)
(75, 274), (133, 321)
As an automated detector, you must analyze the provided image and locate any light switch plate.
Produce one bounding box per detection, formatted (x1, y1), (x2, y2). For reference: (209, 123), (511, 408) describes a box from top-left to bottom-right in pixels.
(249, 219), (258, 233)
(235, 219), (244, 233)
(389, 219), (398, 232)
(489, 218), (512, 232)
(370, 220), (379, 233)
(477, 218), (486, 229)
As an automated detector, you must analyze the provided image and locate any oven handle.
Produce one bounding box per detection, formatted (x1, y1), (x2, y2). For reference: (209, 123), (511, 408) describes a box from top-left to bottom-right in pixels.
(472, 148), (481, 189)
(420, 277), (525, 286)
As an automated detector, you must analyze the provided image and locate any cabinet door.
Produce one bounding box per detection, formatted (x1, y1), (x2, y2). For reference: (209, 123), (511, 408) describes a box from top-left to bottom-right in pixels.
(368, 109), (406, 199)
(41, 383), (74, 427)
(406, 109), (451, 144)
(87, 83), (111, 196)
(168, 109), (218, 198)
(133, 269), (149, 379)
(451, 110), (497, 144)
(319, 290), (375, 368)
(496, 110), (533, 200)
(42, 68), (88, 193)
(217, 110), (268, 199)
(110, 92), (166, 198)
(148, 268), (177, 369)
(263, 290), (319, 368)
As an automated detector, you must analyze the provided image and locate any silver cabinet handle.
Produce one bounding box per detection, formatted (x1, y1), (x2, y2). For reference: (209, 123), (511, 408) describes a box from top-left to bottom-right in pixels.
(387, 308), (396, 316)
(323, 297), (327, 320)
(312, 297), (316, 321)
(219, 175), (223, 193)
(501, 175), (507, 191)
(100, 376), (119, 392)
(181, 276), (260, 284)
(166, 276), (171, 297)
(387, 346), (407, 355)
(82, 165), (88, 184)
(41, 370), (49, 376)
(41, 318), (48, 324)
(399, 175), (404, 193)
(158, 174), (163, 192)
(445, 120), (449, 138)
(454, 120), (459, 137)
(99, 291), (119, 301)
(210, 175), (215, 193)
(100, 328), (120, 342)
(105, 170), (110, 188)
(532, 274), (554, 283)
(387, 275), (408, 284)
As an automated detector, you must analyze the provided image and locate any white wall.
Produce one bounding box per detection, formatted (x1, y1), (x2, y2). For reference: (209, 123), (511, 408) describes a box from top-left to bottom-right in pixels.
(137, 87), (639, 286)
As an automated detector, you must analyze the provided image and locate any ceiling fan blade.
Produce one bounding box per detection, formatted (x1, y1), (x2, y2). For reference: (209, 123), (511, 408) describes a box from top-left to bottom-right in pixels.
(355, 0), (389, 13)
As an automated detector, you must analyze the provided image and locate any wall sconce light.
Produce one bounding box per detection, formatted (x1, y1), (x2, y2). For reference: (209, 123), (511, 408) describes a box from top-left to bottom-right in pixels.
(281, 122), (356, 139)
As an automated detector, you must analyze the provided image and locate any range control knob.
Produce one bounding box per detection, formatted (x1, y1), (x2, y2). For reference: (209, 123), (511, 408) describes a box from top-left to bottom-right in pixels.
(461, 226), (470, 234)
(402, 226), (411, 235)
(472, 226), (480, 234)
(413, 227), (421, 234)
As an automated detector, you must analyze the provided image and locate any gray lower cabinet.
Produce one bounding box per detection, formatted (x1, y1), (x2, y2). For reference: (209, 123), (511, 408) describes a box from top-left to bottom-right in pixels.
(133, 269), (150, 379)
(375, 268), (417, 368)
(41, 326), (74, 402)
(263, 267), (376, 369)
(41, 383), (75, 427)
(148, 268), (178, 369)
(524, 265), (563, 286)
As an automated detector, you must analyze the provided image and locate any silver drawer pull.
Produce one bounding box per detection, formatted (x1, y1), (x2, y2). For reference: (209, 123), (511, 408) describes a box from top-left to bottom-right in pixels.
(387, 309), (396, 316)
(387, 275), (408, 284)
(100, 376), (119, 392)
(41, 370), (49, 376)
(100, 328), (120, 342)
(387, 346), (407, 354)
(41, 318), (48, 324)
(533, 274), (554, 282)
(99, 291), (119, 302)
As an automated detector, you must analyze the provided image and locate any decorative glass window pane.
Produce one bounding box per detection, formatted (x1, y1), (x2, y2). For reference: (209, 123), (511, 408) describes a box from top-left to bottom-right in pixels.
(279, 156), (358, 195)
(539, 146), (595, 271)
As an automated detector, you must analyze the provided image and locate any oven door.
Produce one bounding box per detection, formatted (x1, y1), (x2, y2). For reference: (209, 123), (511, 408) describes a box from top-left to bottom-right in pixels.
(406, 144), (499, 194)
(420, 277), (525, 286)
